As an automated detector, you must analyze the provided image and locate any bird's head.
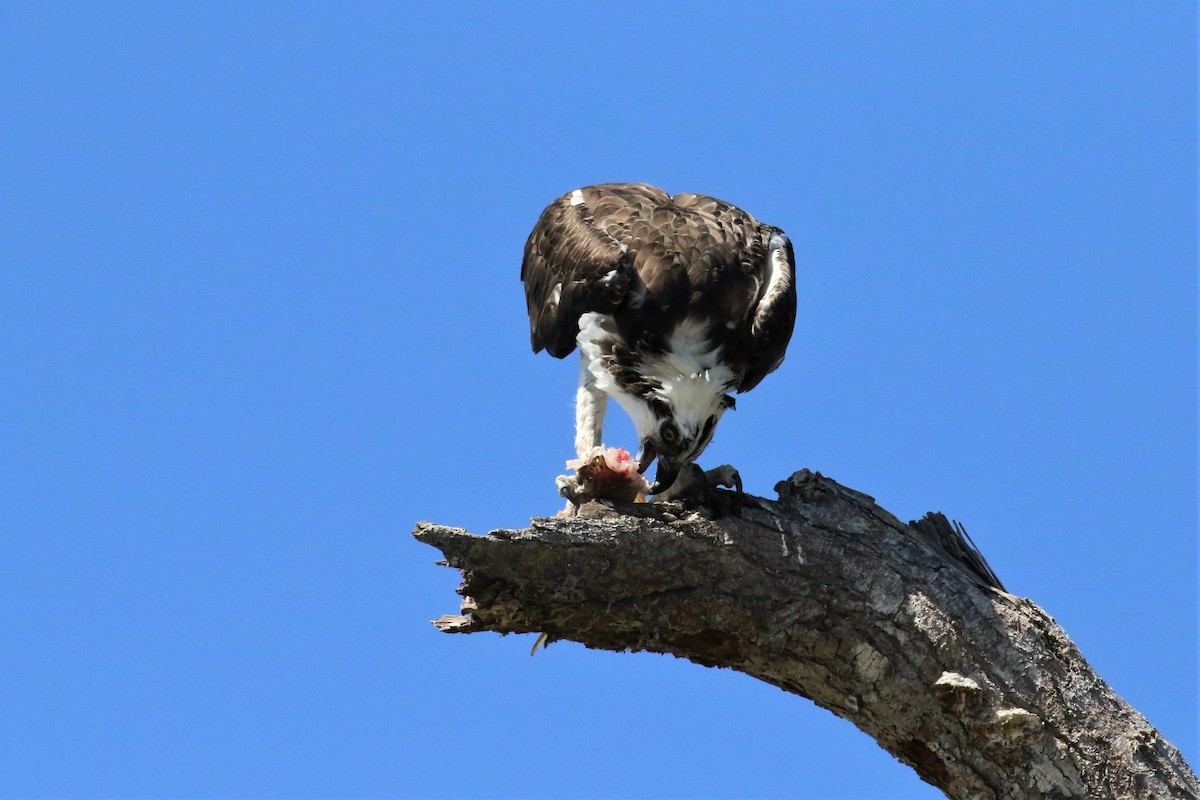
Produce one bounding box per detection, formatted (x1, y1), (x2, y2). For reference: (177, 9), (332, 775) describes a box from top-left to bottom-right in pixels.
(625, 367), (737, 495)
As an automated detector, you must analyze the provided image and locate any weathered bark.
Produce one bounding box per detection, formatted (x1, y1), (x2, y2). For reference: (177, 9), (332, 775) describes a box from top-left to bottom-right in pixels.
(413, 469), (1197, 800)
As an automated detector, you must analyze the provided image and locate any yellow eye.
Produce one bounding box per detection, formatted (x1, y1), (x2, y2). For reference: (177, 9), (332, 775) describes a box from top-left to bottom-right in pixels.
(661, 424), (678, 443)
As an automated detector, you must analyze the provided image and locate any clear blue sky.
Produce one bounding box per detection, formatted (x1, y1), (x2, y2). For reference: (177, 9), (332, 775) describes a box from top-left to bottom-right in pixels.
(1, 3), (1194, 798)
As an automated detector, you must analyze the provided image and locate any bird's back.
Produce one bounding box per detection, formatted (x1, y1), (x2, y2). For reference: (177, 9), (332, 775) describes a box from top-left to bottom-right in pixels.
(522, 183), (779, 360)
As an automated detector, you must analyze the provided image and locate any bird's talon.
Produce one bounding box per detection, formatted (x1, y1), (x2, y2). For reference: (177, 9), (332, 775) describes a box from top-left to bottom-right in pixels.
(704, 464), (742, 493)
(556, 473), (590, 514)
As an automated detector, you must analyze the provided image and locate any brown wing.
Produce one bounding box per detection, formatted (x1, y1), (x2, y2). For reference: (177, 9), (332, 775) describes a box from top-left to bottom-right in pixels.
(663, 193), (796, 391)
(520, 183), (667, 357)
(737, 229), (797, 392)
(666, 192), (771, 341)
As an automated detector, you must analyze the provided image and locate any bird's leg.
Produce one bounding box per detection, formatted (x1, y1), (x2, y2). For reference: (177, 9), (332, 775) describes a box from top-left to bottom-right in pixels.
(656, 464), (742, 502)
(573, 359), (606, 459)
(557, 359), (609, 512)
(653, 464), (750, 518)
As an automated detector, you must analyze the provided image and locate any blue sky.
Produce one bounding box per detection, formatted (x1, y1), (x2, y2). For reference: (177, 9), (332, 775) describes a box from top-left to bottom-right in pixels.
(0, 3), (1194, 798)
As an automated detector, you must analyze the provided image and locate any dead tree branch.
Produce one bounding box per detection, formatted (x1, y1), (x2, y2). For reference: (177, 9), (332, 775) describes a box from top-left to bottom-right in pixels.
(413, 469), (1197, 799)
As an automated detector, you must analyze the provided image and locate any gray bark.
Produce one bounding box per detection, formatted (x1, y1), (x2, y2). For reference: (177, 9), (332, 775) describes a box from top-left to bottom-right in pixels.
(413, 469), (1198, 799)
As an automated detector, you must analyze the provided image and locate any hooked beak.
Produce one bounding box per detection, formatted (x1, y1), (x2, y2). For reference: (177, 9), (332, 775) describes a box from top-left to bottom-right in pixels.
(637, 439), (679, 495)
(635, 440), (657, 474)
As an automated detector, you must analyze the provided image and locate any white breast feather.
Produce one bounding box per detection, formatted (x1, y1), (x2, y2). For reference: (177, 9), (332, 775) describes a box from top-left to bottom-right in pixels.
(644, 318), (735, 439)
(577, 313), (733, 443)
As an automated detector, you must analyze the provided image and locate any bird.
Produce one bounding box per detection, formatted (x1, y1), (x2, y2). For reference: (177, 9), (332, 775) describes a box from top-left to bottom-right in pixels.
(520, 182), (797, 501)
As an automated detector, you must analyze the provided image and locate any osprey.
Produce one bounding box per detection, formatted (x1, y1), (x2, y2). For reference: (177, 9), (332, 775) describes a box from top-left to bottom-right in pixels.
(521, 182), (796, 498)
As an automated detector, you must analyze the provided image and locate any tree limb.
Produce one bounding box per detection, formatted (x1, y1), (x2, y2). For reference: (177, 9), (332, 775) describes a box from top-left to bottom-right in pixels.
(413, 469), (1197, 799)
